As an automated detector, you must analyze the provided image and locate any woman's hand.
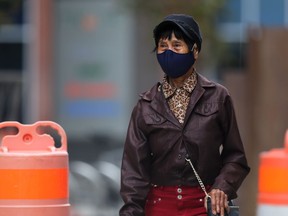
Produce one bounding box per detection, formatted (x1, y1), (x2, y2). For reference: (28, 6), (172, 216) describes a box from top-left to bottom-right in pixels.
(209, 189), (228, 216)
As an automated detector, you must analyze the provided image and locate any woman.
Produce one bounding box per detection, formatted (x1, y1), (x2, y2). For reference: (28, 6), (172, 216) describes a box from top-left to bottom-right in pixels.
(119, 14), (250, 216)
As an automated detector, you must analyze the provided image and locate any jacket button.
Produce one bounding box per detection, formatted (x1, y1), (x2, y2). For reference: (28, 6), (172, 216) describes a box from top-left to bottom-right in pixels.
(178, 154), (182, 159)
(177, 195), (182, 200)
(177, 188), (182, 193)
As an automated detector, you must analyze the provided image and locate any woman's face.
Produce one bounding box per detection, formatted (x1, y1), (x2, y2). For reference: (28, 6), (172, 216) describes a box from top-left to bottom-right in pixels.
(157, 32), (189, 54)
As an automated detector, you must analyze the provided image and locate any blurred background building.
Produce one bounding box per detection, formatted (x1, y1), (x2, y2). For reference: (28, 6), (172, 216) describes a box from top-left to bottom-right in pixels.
(0, 0), (288, 215)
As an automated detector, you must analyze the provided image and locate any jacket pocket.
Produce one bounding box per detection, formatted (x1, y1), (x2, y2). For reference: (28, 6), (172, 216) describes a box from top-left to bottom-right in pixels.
(144, 113), (167, 125)
(194, 102), (219, 116)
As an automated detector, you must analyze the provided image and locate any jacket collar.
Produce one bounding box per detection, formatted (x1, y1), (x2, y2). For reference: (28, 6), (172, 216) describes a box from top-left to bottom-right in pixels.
(139, 73), (216, 127)
(162, 72), (197, 99)
(196, 73), (216, 88)
(140, 73), (215, 102)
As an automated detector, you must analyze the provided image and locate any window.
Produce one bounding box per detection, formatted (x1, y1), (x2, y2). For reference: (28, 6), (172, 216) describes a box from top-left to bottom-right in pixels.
(260, 0), (284, 26)
(218, 0), (241, 23)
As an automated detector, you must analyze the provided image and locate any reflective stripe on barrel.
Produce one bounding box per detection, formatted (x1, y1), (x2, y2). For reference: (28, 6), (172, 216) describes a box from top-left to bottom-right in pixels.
(0, 168), (68, 199)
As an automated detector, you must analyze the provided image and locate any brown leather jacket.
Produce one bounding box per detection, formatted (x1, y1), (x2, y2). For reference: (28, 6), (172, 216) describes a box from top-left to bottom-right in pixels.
(119, 73), (250, 216)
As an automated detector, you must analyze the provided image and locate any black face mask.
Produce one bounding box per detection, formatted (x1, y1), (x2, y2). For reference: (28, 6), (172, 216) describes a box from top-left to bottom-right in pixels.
(157, 49), (195, 78)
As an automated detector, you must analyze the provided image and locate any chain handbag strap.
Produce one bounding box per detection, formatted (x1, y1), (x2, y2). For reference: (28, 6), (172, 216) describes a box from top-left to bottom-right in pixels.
(186, 158), (239, 216)
(185, 158), (211, 199)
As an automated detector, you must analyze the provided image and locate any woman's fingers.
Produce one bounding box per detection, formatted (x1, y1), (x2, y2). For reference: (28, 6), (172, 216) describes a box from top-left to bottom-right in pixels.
(209, 189), (228, 216)
(220, 192), (227, 216)
(209, 189), (218, 215)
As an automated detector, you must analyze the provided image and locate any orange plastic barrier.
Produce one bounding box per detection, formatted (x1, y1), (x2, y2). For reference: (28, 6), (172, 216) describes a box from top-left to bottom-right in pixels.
(0, 121), (70, 216)
(257, 130), (288, 215)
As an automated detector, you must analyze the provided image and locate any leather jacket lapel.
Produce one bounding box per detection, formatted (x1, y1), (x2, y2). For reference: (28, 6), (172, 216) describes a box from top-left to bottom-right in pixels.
(183, 74), (216, 126)
(151, 91), (181, 128)
(183, 84), (205, 127)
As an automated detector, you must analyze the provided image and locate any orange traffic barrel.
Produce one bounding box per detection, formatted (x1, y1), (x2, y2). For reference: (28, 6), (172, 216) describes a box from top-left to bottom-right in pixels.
(257, 130), (288, 215)
(0, 121), (70, 216)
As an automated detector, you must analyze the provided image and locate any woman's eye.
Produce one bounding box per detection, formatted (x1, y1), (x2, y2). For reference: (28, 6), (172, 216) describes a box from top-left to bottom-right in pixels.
(159, 44), (167, 48)
(174, 44), (182, 49)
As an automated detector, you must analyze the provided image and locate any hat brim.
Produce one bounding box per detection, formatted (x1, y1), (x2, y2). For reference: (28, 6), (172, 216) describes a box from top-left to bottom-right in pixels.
(153, 20), (201, 51)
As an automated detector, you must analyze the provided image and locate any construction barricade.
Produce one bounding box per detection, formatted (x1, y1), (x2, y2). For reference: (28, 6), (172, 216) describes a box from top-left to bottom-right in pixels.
(257, 130), (288, 215)
(0, 121), (70, 216)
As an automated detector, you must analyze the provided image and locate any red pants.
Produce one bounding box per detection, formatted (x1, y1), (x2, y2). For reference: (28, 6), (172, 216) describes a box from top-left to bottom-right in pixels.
(145, 185), (209, 216)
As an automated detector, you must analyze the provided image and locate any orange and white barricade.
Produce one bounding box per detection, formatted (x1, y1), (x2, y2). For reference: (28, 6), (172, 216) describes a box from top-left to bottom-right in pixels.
(0, 121), (70, 216)
(257, 130), (288, 215)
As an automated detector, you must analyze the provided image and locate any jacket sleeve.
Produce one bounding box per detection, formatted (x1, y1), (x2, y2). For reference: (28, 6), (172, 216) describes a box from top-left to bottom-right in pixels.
(119, 102), (151, 216)
(212, 94), (250, 199)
